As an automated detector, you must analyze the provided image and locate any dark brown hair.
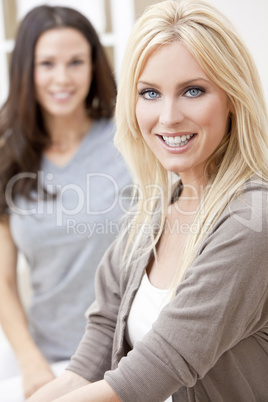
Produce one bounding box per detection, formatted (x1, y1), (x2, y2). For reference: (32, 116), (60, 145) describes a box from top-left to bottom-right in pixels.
(0, 5), (117, 215)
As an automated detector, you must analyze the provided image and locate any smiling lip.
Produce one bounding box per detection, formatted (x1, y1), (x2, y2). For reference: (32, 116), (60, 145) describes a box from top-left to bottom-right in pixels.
(50, 91), (73, 101)
(158, 132), (197, 152)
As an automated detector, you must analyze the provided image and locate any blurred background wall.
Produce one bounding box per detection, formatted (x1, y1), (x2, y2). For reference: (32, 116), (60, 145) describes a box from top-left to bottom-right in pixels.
(0, 0), (267, 107)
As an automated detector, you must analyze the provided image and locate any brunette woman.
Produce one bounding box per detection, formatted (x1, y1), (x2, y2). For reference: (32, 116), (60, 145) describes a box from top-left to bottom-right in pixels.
(0, 5), (130, 399)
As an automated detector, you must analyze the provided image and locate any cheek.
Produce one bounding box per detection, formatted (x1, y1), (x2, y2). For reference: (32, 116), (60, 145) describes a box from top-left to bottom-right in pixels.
(200, 98), (229, 136)
(34, 70), (48, 92)
(77, 73), (92, 99)
(136, 101), (156, 134)
(135, 102), (145, 131)
(212, 106), (229, 139)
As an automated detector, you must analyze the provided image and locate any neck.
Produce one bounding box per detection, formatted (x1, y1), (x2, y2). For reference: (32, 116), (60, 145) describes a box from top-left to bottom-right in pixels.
(176, 172), (207, 213)
(43, 109), (92, 152)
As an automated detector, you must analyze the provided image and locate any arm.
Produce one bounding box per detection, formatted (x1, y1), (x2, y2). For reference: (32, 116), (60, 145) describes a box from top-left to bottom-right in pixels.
(27, 375), (120, 402)
(0, 216), (55, 398)
(26, 370), (90, 401)
(53, 379), (120, 402)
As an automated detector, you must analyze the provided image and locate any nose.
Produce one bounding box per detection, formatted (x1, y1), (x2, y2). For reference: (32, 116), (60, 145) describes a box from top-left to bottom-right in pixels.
(159, 98), (184, 127)
(54, 64), (70, 84)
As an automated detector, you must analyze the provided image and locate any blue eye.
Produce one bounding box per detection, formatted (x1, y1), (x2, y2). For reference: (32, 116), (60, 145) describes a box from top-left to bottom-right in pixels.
(139, 89), (160, 100)
(185, 87), (204, 98)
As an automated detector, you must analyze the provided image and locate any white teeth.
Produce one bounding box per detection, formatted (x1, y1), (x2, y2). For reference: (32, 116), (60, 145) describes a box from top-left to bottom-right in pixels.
(162, 134), (194, 147)
(53, 92), (71, 100)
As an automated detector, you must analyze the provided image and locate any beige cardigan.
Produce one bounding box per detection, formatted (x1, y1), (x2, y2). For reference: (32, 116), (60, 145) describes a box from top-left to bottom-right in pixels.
(68, 178), (268, 401)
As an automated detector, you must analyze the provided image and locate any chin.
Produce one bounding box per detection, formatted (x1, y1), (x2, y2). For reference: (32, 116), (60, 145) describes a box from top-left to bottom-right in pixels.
(161, 163), (184, 175)
(47, 107), (75, 117)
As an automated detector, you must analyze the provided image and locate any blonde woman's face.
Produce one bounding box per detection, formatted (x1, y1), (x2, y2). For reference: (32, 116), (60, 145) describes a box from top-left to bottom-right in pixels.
(136, 42), (231, 183)
(34, 28), (92, 120)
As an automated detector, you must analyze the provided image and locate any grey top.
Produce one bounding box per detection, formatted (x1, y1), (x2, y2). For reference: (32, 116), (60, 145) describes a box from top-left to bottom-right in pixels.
(9, 118), (131, 362)
(68, 177), (268, 401)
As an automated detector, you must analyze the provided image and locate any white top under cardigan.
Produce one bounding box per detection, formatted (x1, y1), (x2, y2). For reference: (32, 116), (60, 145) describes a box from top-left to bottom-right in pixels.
(126, 272), (173, 402)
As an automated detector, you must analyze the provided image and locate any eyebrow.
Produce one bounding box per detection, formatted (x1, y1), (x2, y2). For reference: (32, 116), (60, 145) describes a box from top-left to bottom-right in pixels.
(35, 52), (88, 59)
(137, 77), (210, 89)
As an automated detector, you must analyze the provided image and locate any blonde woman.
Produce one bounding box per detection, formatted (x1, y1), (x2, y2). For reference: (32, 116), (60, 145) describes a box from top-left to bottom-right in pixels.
(28, 1), (268, 401)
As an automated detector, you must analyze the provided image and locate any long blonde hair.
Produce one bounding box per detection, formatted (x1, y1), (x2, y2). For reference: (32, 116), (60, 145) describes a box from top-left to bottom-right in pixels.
(114, 0), (268, 285)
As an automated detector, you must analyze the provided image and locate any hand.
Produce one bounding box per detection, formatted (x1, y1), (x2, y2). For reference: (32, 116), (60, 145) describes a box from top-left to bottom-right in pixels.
(25, 370), (90, 402)
(21, 355), (55, 398)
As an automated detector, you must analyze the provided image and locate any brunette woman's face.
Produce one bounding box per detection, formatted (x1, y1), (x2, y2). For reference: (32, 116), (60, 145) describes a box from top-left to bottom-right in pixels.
(136, 42), (231, 183)
(34, 28), (92, 119)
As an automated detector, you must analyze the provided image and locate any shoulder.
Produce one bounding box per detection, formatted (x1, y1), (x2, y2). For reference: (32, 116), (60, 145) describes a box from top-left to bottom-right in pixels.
(179, 178), (268, 320)
(196, 176), (268, 271)
(217, 175), (268, 237)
